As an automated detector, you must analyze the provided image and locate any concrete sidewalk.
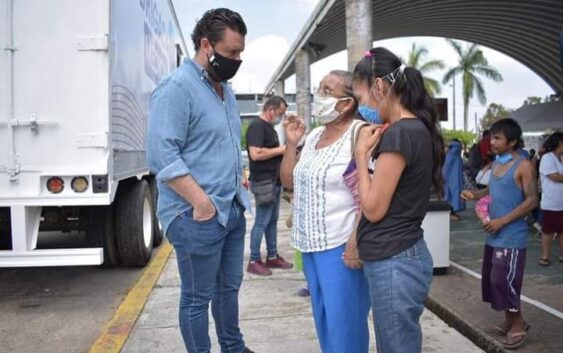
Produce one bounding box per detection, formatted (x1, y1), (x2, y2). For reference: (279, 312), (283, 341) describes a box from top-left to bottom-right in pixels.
(121, 200), (483, 353)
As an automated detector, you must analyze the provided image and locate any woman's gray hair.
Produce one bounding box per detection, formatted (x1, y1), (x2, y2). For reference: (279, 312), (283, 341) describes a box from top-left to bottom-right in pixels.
(329, 70), (354, 98)
(328, 70), (358, 114)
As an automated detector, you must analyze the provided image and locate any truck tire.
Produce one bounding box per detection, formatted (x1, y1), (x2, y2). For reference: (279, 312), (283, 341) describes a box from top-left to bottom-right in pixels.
(116, 180), (154, 267)
(85, 206), (120, 267)
(148, 177), (164, 247)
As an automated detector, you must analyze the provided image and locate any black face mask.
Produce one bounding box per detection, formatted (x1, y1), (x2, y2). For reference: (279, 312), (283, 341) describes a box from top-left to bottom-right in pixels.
(208, 50), (242, 82)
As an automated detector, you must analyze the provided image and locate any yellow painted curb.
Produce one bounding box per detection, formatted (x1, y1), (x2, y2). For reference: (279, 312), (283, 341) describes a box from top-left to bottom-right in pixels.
(88, 242), (173, 353)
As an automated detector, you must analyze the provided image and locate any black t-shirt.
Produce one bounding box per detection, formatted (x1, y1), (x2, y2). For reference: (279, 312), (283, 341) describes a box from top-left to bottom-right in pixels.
(357, 118), (433, 261)
(246, 118), (282, 182)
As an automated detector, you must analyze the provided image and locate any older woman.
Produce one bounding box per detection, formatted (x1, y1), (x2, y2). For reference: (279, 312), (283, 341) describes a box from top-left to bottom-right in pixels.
(280, 70), (371, 353)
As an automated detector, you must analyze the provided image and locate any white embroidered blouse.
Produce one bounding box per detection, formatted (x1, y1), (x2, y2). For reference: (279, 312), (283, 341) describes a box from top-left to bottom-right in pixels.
(290, 122), (359, 253)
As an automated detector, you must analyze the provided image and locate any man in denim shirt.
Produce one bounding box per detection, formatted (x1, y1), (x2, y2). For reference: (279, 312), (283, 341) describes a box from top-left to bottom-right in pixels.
(147, 8), (254, 353)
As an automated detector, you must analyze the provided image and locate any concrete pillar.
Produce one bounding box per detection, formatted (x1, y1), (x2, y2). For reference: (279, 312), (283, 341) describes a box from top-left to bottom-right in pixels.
(345, 0), (372, 72)
(274, 80), (285, 98)
(273, 80), (287, 144)
(295, 48), (312, 129)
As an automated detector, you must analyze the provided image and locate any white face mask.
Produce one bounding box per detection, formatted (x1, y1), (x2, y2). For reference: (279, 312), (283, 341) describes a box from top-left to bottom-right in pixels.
(314, 94), (349, 124)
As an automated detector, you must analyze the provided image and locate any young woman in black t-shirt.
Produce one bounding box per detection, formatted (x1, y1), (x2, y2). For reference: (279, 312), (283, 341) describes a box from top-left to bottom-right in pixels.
(352, 47), (445, 353)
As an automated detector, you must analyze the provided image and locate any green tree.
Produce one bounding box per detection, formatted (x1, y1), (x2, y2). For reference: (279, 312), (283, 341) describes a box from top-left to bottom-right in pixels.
(443, 39), (503, 131)
(240, 119), (250, 149)
(480, 103), (511, 131)
(543, 95), (557, 103)
(522, 95), (556, 105)
(442, 129), (476, 147)
(405, 43), (445, 97)
(523, 96), (542, 105)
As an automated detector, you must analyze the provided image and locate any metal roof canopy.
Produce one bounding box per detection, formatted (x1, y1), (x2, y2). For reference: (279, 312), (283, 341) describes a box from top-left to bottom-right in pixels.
(511, 100), (563, 132)
(265, 0), (563, 94)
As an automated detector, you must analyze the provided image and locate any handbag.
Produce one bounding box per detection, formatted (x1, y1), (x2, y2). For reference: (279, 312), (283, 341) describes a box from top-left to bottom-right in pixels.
(250, 177), (277, 205)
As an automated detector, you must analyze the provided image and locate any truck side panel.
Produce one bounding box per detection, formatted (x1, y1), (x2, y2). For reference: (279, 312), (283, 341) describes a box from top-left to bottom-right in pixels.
(110, 0), (181, 181)
(0, 0), (187, 267)
(0, 0), (111, 205)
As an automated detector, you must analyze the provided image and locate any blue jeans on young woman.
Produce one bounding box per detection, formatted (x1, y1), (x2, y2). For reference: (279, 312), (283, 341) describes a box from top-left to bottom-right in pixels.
(302, 243), (371, 353)
(167, 201), (247, 353)
(249, 185), (281, 261)
(363, 238), (433, 353)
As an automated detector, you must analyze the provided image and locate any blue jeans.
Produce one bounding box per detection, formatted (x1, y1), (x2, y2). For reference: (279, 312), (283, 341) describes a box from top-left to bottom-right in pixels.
(363, 238), (433, 353)
(167, 201), (246, 353)
(303, 244), (371, 353)
(249, 185), (281, 261)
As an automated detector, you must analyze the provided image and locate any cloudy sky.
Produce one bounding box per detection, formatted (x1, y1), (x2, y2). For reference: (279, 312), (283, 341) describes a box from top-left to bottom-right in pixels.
(172, 0), (554, 131)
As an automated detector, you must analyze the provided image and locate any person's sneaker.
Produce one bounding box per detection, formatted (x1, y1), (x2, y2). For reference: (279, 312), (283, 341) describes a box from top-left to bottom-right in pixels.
(266, 255), (294, 269)
(241, 348), (255, 353)
(247, 260), (272, 276)
(297, 287), (310, 297)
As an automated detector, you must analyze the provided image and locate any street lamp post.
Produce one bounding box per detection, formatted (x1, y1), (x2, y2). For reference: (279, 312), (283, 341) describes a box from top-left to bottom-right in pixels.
(452, 75), (456, 130)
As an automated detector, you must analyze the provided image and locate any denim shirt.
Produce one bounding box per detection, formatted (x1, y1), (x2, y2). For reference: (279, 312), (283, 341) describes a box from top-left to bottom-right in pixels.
(147, 59), (250, 235)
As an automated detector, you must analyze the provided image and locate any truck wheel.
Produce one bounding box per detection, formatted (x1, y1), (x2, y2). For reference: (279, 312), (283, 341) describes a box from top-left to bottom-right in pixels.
(86, 206), (120, 267)
(148, 177), (164, 247)
(116, 180), (154, 267)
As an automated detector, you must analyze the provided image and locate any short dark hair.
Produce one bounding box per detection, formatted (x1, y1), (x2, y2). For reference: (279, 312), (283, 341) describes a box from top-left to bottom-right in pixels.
(483, 129), (490, 137)
(490, 118), (523, 150)
(543, 132), (563, 153)
(262, 96), (287, 112)
(191, 8), (247, 51)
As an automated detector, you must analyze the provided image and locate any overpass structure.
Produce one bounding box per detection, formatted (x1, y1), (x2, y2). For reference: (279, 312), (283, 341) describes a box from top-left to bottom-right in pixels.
(265, 0), (563, 128)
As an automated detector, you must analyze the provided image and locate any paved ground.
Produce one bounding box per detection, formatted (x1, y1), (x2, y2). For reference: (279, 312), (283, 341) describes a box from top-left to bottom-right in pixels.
(5, 199), (559, 353)
(122, 200), (484, 353)
(427, 202), (563, 353)
(0, 232), (146, 353)
(450, 203), (563, 312)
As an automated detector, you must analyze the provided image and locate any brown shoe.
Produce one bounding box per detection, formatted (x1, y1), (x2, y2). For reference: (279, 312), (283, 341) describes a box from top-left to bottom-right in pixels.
(266, 256), (293, 269)
(247, 260), (272, 276)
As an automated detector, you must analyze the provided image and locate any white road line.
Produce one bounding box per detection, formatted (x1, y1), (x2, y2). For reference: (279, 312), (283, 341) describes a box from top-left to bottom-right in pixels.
(450, 261), (563, 321)
(450, 230), (484, 234)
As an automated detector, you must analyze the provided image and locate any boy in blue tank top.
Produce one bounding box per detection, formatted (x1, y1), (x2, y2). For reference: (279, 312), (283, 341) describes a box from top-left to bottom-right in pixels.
(462, 118), (538, 350)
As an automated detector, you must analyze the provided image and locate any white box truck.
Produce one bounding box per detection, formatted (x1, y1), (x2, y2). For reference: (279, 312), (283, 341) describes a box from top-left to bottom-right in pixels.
(0, 0), (187, 267)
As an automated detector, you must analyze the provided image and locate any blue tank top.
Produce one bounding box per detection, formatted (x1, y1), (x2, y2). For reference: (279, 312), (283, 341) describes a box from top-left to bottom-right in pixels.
(487, 158), (528, 249)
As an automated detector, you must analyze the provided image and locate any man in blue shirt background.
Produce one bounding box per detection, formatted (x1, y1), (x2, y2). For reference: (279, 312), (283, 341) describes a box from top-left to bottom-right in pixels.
(147, 8), (254, 353)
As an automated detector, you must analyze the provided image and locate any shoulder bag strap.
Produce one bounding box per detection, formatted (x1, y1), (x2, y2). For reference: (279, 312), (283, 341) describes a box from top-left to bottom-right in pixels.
(350, 121), (370, 158)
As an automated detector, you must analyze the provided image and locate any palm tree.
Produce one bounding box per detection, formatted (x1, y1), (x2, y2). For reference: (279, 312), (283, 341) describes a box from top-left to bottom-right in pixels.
(405, 43), (445, 97)
(443, 39), (503, 131)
